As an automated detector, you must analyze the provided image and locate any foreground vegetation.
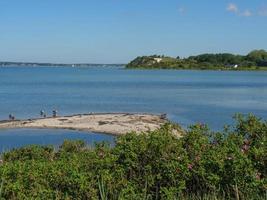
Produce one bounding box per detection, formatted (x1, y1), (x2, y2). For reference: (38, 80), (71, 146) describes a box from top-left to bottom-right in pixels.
(126, 49), (267, 70)
(0, 114), (266, 199)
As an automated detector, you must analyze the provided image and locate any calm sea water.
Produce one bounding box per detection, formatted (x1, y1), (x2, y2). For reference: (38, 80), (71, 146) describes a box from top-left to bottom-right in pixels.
(0, 66), (267, 151)
(0, 129), (114, 152)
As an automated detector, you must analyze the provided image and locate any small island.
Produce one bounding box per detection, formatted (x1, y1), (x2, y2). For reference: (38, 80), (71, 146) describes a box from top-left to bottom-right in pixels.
(126, 49), (267, 70)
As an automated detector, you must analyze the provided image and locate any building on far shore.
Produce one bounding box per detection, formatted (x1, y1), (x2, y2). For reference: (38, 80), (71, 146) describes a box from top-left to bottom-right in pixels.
(154, 58), (162, 63)
(226, 64), (239, 69)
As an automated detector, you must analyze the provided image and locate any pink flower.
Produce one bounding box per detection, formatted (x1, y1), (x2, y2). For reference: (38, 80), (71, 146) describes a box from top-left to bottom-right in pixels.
(255, 172), (261, 180)
(188, 164), (193, 170)
(242, 144), (250, 152)
(0, 159), (3, 164)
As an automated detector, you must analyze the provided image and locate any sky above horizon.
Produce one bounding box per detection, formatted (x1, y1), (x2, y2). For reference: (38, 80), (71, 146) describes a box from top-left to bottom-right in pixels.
(0, 0), (267, 63)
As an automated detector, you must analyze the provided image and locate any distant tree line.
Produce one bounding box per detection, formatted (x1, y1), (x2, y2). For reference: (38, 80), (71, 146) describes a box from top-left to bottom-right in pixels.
(126, 50), (267, 70)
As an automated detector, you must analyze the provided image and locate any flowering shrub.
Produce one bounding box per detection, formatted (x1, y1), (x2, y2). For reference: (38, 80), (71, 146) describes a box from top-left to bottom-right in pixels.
(0, 114), (266, 199)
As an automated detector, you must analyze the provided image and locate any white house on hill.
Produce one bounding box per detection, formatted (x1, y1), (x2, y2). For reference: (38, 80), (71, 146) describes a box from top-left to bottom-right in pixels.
(154, 58), (162, 63)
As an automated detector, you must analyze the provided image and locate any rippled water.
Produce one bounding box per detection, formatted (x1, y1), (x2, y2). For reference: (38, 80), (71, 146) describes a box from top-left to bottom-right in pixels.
(0, 66), (267, 151)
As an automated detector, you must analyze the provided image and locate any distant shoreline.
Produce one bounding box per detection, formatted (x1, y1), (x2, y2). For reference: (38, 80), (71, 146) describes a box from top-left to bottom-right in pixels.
(2, 64), (267, 71)
(0, 62), (125, 67)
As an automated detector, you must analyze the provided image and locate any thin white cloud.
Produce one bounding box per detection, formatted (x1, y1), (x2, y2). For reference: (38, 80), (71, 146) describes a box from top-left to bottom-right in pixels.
(227, 3), (238, 13)
(226, 3), (253, 17)
(240, 10), (252, 17)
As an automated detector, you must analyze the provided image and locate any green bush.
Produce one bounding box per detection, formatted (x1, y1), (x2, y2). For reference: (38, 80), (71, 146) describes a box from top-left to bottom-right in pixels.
(2, 145), (54, 162)
(0, 114), (266, 199)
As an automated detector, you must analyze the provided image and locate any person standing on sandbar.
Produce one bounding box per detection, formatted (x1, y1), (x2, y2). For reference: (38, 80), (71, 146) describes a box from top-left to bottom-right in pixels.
(40, 110), (45, 118)
(9, 114), (15, 120)
(52, 110), (58, 118)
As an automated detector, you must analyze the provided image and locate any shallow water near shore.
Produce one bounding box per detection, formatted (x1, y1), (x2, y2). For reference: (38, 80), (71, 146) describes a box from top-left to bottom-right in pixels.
(0, 66), (267, 151)
(0, 128), (114, 152)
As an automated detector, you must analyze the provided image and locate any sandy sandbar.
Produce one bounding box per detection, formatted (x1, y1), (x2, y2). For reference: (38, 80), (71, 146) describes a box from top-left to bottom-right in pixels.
(0, 113), (168, 136)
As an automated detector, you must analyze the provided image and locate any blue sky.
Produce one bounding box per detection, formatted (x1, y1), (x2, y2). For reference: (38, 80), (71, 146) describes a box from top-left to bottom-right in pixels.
(0, 0), (267, 63)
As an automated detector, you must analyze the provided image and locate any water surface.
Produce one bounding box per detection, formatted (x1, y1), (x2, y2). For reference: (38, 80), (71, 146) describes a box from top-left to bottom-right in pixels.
(0, 128), (114, 152)
(0, 66), (267, 150)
